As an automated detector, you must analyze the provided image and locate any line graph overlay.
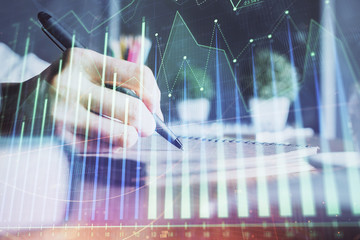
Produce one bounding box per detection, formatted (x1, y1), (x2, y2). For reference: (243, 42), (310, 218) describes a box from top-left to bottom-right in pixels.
(29, 0), (139, 34)
(155, 12), (247, 119)
(303, 18), (360, 215)
(176, 0), (261, 11)
(154, 6), (353, 119)
(154, 11), (306, 116)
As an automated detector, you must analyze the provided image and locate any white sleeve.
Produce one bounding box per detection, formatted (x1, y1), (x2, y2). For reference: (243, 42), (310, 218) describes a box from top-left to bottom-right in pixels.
(0, 42), (50, 83)
(0, 42), (50, 111)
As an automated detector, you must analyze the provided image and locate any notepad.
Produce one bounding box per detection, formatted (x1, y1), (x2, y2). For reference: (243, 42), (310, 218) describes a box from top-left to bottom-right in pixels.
(86, 134), (318, 180)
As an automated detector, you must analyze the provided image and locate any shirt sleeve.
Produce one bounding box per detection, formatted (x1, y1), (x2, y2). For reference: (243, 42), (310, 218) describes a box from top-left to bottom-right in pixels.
(0, 42), (50, 83)
(0, 42), (50, 112)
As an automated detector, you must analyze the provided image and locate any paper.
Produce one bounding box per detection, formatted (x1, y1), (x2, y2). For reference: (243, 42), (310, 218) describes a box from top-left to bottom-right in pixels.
(83, 134), (319, 181)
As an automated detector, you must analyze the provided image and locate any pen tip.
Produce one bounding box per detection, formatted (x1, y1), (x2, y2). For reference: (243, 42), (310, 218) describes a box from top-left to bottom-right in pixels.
(173, 138), (184, 151)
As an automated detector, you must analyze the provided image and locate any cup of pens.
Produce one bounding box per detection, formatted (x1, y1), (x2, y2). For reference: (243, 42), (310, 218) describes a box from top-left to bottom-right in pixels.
(110, 35), (152, 63)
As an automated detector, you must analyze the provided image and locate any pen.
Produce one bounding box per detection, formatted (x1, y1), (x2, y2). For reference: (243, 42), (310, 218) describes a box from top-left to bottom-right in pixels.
(38, 11), (183, 150)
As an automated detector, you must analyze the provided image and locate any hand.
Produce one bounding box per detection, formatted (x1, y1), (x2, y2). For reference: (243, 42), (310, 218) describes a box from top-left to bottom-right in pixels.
(41, 48), (163, 150)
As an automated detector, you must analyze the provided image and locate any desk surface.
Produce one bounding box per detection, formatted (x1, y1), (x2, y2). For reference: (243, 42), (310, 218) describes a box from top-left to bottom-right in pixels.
(0, 136), (359, 239)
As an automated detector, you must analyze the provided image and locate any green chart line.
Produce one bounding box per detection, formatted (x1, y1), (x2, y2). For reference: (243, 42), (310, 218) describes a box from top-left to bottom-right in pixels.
(53, 33), (77, 223)
(18, 77), (41, 221)
(256, 147), (270, 218)
(181, 124), (191, 219)
(164, 144), (174, 219)
(8, 121), (25, 222)
(147, 132), (158, 220)
(30, 97), (48, 222)
(105, 73), (117, 220)
(12, 34), (30, 136)
(276, 146), (292, 217)
(41, 59), (62, 222)
(77, 93), (92, 221)
(236, 140), (249, 218)
(199, 126), (210, 219)
(39, 99), (48, 146)
(217, 139), (229, 218)
(299, 157), (316, 216)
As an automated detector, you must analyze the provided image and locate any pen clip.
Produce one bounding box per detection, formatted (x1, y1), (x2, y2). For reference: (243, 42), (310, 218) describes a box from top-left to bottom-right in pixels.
(41, 27), (65, 52)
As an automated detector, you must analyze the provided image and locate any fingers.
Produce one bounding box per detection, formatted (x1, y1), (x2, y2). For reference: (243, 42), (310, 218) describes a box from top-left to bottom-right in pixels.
(88, 86), (156, 137)
(57, 48), (163, 144)
(114, 64), (161, 115)
(58, 107), (139, 148)
(156, 108), (164, 121)
(67, 48), (162, 117)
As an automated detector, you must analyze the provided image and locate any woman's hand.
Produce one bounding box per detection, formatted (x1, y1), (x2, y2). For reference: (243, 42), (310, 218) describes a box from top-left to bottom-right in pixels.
(42, 48), (163, 150)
